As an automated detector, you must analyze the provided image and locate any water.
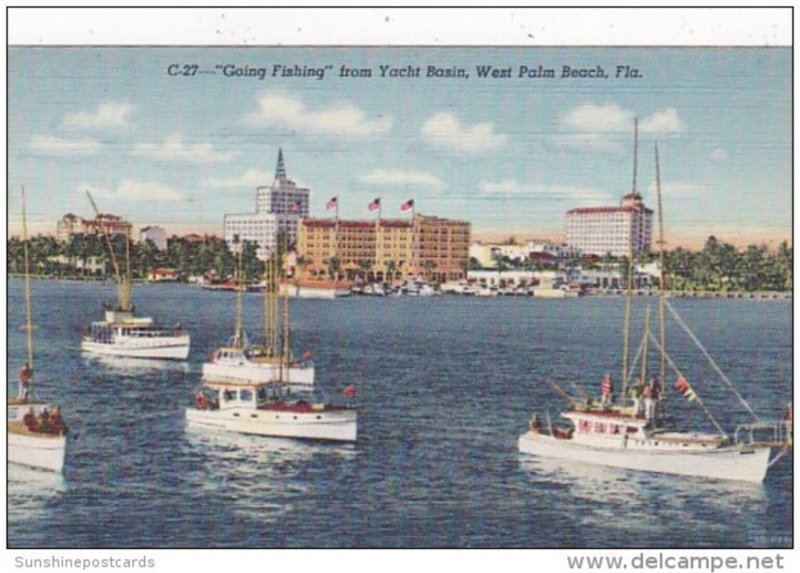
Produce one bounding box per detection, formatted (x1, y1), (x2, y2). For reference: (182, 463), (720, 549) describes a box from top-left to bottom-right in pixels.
(6, 280), (793, 548)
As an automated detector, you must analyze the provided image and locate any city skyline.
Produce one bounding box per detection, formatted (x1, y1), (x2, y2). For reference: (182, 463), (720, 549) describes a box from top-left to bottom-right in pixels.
(7, 47), (791, 249)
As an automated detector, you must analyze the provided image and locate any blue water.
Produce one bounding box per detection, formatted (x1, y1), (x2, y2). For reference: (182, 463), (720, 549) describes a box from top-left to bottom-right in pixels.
(6, 280), (793, 548)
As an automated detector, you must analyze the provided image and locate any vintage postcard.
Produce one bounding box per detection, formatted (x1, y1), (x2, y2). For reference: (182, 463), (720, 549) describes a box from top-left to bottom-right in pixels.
(5, 6), (793, 567)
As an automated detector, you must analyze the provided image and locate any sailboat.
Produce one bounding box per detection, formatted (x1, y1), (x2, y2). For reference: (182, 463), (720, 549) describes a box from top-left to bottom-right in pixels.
(202, 241), (314, 392)
(80, 191), (190, 360)
(189, 241), (356, 442)
(8, 187), (68, 473)
(518, 126), (791, 484)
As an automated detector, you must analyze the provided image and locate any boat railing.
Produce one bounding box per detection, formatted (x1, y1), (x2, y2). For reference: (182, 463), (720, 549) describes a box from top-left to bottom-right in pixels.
(735, 421), (792, 449)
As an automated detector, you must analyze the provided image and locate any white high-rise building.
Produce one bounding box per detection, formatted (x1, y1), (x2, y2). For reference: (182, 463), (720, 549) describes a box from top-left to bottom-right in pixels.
(565, 192), (653, 257)
(224, 149), (310, 260)
(139, 225), (168, 251)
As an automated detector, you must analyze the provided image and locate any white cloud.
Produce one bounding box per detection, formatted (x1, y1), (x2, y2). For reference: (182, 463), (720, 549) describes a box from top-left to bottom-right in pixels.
(480, 179), (611, 203)
(710, 147), (728, 161)
(133, 135), (239, 163)
(81, 180), (184, 202)
(639, 108), (684, 134)
(245, 92), (392, 138)
(202, 169), (273, 189)
(557, 104), (685, 150)
(29, 134), (101, 156)
(359, 169), (444, 188)
(64, 102), (133, 130)
(421, 113), (508, 152)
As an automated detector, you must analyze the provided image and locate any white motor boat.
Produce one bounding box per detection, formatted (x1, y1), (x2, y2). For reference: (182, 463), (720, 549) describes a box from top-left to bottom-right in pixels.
(82, 309), (190, 360)
(186, 380), (357, 442)
(202, 346), (314, 392)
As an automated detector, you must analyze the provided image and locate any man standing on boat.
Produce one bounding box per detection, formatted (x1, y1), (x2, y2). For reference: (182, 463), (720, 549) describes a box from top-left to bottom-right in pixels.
(18, 362), (32, 402)
(600, 373), (614, 407)
(643, 379), (660, 421)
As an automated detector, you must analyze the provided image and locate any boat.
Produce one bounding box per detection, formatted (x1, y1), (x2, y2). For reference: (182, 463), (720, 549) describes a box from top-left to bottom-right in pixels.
(202, 240), (314, 392)
(518, 125), (791, 484)
(80, 191), (190, 360)
(185, 379), (358, 442)
(8, 187), (68, 473)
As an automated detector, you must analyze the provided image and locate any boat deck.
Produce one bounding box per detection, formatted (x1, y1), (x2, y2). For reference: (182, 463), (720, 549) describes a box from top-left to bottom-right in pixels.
(8, 420), (66, 439)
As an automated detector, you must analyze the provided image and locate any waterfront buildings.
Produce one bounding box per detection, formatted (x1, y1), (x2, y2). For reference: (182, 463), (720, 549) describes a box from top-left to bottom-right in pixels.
(56, 212), (132, 241)
(224, 149), (309, 260)
(565, 192), (653, 257)
(470, 240), (580, 268)
(139, 225), (167, 250)
(297, 213), (470, 283)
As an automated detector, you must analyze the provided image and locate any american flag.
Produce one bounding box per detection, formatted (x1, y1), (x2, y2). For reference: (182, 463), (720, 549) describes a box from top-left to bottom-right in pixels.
(368, 198), (381, 212)
(326, 196), (338, 210)
(400, 199), (414, 212)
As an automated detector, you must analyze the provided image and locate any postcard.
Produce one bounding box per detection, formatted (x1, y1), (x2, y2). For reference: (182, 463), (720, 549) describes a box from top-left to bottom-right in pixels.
(5, 7), (793, 569)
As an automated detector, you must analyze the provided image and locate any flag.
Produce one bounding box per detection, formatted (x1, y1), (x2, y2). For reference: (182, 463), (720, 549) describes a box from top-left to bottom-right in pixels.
(326, 196), (338, 210)
(401, 199), (414, 212)
(343, 384), (357, 398)
(368, 198), (381, 212)
(675, 376), (697, 402)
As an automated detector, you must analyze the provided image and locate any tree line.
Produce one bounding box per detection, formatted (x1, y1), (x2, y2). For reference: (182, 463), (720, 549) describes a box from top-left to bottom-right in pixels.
(7, 233), (793, 292)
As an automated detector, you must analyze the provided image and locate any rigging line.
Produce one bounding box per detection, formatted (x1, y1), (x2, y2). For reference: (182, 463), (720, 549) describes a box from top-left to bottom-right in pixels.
(665, 300), (760, 422)
(21, 186), (36, 400)
(626, 334), (645, 389)
(648, 333), (728, 438)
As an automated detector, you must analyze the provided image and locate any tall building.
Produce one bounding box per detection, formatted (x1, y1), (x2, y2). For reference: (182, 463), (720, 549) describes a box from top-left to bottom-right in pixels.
(297, 214), (470, 283)
(565, 192), (653, 257)
(139, 225), (167, 251)
(224, 149), (310, 260)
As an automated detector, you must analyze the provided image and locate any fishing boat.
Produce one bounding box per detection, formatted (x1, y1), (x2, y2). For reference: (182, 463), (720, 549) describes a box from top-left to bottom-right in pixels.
(202, 240), (314, 391)
(185, 379), (358, 442)
(80, 191), (190, 360)
(8, 187), (68, 473)
(518, 125), (792, 484)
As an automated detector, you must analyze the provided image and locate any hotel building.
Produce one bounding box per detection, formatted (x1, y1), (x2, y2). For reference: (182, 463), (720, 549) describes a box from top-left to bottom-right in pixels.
(297, 214), (470, 283)
(565, 192), (653, 257)
(224, 149), (310, 260)
(57, 213), (132, 241)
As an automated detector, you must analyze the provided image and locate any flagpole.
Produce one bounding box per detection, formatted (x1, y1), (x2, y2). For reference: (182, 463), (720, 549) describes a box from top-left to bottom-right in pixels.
(334, 197), (339, 281)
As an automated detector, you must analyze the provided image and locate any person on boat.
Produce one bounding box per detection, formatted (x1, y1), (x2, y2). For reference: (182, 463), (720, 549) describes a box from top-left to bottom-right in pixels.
(600, 373), (614, 407)
(39, 407), (51, 433)
(529, 413), (542, 433)
(49, 406), (66, 435)
(196, 391), (208, 410)
(643, 379), (661, 421)
(630, 383), (643, 417)
(23, 407), (37, 430)
(18, 362), (32, 402)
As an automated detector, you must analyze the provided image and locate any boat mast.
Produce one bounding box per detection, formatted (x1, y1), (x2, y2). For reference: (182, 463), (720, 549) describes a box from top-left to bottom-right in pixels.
(640, 306), (650, 387)
(234, 236), (244, 348)
(86, 190), (132, 311)
(655, 144), (667, 394)
(621, 118), (638, 401)
(21, 186), (36, 401)
(282, 235), (291, 377)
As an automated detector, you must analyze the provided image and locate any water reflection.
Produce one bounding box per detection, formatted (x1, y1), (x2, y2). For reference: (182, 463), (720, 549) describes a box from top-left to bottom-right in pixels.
(183, 426), (356, 524)
(83, 354), (192, 374)
(7, 464), (66, 522)
(519, 454), (768, 544)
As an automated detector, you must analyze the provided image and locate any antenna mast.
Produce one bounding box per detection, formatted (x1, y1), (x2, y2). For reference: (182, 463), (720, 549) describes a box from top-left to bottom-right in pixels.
(655, 144), (667, 393)
(86, 190), (131, 311)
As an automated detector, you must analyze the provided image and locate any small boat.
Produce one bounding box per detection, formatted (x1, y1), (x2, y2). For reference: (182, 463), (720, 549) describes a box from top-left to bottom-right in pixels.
(202, 242), (314, 391)
(80, 191), (190, 360)
(9, 187), (68, 473)
(185, 380), (358, 442)
(518, 125), (791, 484)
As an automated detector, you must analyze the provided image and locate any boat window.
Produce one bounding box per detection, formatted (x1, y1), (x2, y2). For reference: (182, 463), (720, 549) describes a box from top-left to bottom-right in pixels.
(626, 426), (639, 434)
(257, 387), (268, 401)
(594, 422), (607, 434)
(611, 424), (621, 435)
(579, 420), (590, 433)
(240, 389), (254, 402)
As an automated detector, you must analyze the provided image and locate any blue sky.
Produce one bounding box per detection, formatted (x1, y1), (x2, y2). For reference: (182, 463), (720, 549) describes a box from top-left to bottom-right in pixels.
(7, 47), (791, 246)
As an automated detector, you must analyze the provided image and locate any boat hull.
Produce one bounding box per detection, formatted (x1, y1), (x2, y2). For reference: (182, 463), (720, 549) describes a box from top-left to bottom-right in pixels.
(185, 406), (357, 442)
(518, 431), (772, 483)
(8, 427), (66, 473)
(201, 362), (314, 392)
(82, 335), (190, 360)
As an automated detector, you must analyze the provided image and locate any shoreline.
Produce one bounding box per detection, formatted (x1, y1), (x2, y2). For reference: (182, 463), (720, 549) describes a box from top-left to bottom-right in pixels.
(7, 274), (792, 300)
